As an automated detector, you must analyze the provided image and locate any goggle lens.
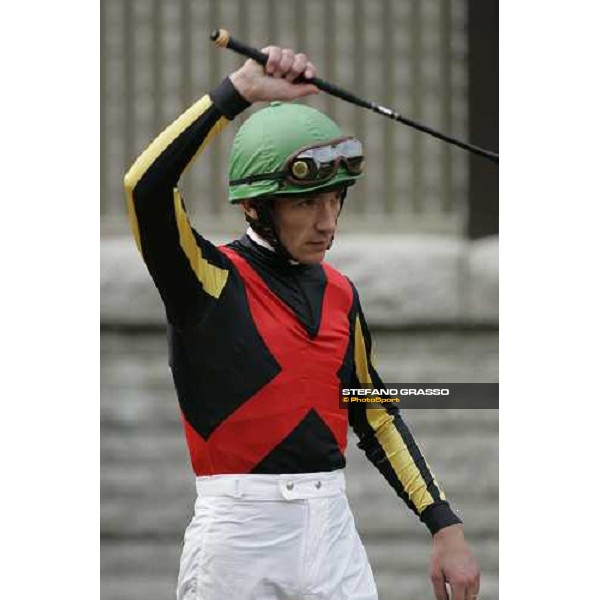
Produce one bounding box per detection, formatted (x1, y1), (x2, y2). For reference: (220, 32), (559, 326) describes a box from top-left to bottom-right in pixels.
(345, 156), (365, 175)
(286, 138), (364, 185)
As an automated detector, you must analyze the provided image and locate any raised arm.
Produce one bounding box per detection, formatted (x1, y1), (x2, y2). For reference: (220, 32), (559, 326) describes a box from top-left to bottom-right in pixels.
(123, 79), (250, 328)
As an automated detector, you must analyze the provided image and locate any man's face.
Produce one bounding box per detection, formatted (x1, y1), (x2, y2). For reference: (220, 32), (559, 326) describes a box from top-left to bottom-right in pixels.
(271, 189), (343, 264)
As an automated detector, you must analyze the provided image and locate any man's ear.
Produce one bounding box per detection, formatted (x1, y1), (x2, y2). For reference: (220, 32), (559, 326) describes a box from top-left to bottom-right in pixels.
(240, 199), (258, 220)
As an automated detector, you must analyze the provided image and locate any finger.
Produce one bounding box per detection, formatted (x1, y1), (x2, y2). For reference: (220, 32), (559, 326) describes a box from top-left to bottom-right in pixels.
(305, 61), (318, 80)
(285, 52), (307, 82)
(464, 560), (480, 599)
(449, 580), (467, 600)
(275, 48), (295, 79)
(430, 573), (449, 600)
(469, 572), (481, 599)
(261, 46), (282, 75)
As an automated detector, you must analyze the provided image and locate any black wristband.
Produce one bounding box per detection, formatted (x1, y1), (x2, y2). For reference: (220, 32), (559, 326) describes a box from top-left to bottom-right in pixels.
(420, 501), (463, 536)
(209, 77), (251, 120)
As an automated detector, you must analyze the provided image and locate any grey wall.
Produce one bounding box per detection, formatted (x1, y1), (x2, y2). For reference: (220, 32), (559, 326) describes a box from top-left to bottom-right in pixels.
(101, 234), (499, 329)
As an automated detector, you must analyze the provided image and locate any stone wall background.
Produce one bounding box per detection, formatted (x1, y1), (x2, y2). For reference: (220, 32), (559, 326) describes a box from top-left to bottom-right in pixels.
(101, 234), (498, 329)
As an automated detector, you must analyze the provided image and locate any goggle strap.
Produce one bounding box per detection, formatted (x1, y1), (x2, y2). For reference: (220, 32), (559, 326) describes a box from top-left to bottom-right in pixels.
(230, 172), (287, 186)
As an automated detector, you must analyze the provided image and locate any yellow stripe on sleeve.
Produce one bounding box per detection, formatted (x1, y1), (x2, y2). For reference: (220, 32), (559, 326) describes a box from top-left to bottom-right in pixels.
(123, 94), (229, 252)
(425, 459), (446, 501)
(124, 181), (143, 253)
(354, 314), (373, 386)
(173, 189), (229, 299)
(354, 315), (435, 513)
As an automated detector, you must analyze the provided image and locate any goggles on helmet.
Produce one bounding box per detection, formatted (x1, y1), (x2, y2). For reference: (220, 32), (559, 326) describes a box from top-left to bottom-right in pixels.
(229, 137), (365, 188)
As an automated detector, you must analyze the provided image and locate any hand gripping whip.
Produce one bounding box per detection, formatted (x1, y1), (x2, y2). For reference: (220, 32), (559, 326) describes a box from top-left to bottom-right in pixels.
(211, 29), (498, 164)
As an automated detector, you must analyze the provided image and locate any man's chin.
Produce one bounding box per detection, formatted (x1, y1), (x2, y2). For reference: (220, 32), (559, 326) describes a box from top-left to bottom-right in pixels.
(296, 248), (327, 265)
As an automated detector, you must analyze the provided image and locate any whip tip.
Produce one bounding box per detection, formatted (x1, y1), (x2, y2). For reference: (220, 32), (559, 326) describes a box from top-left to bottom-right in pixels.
(210, 28), (230, 47)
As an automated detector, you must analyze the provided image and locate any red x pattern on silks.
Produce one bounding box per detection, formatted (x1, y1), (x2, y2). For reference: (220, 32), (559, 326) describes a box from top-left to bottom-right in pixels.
(182, 246), (354, 475)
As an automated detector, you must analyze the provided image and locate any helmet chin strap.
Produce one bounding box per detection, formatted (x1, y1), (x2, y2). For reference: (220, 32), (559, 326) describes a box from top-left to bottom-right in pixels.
(245, 187), (348, 262)
(244, 199), (296, 261)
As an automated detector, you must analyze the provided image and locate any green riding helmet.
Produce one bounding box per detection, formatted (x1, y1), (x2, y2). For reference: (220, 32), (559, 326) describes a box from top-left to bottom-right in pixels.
(228, 102), (364, 203)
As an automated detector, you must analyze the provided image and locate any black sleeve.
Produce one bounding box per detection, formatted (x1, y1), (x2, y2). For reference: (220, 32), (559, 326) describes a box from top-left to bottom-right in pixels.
(123, 78), (250, 328)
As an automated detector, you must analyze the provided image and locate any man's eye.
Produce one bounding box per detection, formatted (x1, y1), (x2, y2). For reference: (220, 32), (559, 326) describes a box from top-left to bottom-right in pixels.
(298, 198), (315, 207)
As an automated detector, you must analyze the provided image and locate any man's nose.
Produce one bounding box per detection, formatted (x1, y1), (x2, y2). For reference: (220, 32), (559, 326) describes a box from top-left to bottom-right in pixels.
(315, 199), (339, 233)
